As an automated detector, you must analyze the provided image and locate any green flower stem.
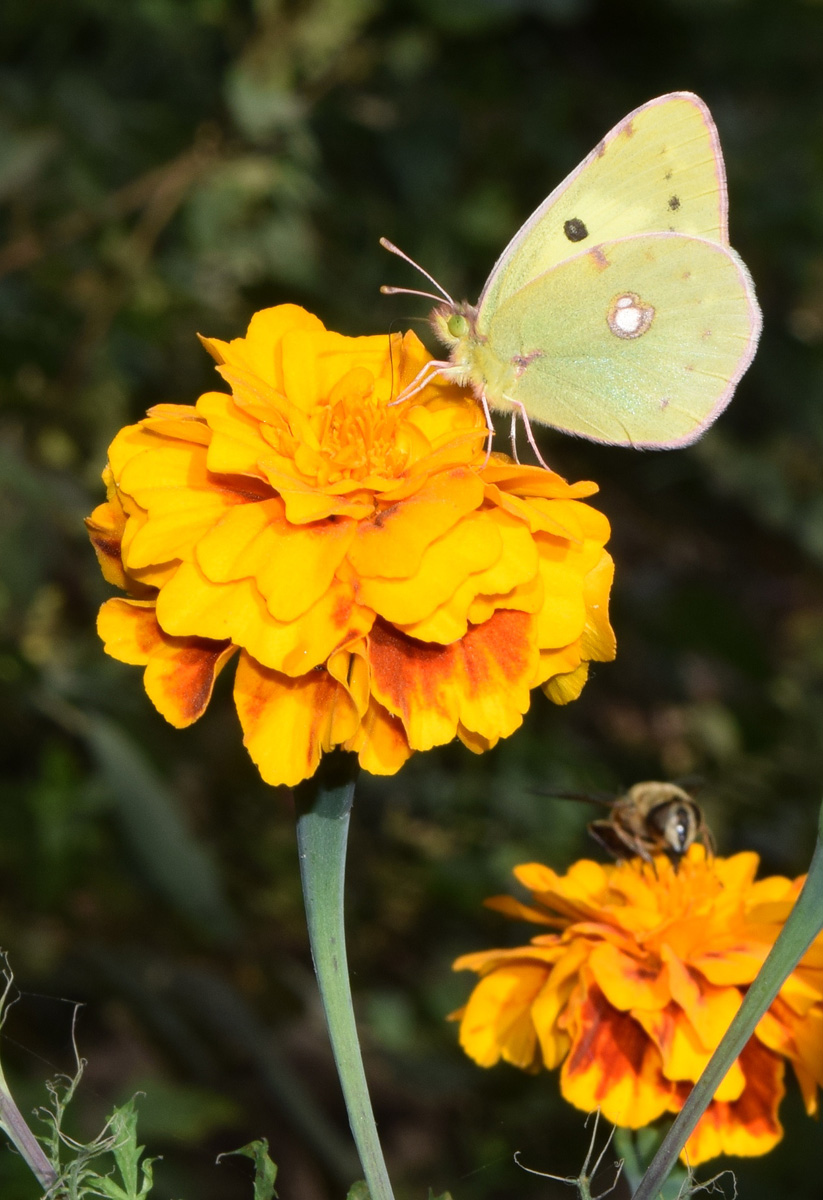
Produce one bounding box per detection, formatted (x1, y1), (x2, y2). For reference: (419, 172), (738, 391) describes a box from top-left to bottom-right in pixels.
(295, 753), (395, 1200)
(0, 1067), (57, 1192)
(633, 798), (823, 1200)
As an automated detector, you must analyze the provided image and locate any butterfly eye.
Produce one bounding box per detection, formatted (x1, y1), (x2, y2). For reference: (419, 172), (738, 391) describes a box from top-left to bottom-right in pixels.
(447, 313), (470, 338)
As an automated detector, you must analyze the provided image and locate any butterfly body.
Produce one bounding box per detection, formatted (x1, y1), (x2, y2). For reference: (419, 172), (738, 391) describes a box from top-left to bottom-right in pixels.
(389, 92), (762, 451)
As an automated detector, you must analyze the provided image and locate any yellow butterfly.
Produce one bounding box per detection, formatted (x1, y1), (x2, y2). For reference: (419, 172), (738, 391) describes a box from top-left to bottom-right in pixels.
(382, 92), (761, 462)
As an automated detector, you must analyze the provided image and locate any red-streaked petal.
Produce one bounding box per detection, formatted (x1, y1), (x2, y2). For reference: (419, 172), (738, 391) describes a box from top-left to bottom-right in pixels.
(234, 650), (359, 787)
(560, 986), (674, 1127)
(97, 598), (234, 727)
(368, 610), (537, 749)
(682, 1040), (785, 1165)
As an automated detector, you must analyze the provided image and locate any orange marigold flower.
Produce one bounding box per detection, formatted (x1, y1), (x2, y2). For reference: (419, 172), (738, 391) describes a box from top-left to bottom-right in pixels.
(86, 304), (615, 786)
(453, 845), (823, 1165)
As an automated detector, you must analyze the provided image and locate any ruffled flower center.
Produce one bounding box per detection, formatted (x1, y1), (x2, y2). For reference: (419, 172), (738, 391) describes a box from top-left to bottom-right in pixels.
(290, 367), (409, 489)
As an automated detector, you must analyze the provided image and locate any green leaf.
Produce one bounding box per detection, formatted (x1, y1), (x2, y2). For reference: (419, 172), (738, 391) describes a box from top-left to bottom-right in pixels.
(93, 1099), (158, 1200)
(218, 1139), (278, 1200)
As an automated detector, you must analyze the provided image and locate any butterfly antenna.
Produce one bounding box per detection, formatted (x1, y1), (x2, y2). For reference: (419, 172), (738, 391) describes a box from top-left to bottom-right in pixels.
(381, 285), (449, 303)
(379, 237), (455, 305)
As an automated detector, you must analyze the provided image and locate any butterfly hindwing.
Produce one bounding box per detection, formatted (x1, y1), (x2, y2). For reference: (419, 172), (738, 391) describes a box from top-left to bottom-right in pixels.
(485, 232), (760, 446)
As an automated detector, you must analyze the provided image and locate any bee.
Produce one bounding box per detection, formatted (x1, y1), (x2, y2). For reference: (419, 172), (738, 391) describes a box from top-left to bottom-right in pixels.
(538, 781), (713, 868)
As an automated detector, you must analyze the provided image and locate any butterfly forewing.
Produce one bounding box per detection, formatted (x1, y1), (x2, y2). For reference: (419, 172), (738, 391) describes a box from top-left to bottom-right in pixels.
(485, 231), (760, 446)
(477, 93), (729, 324)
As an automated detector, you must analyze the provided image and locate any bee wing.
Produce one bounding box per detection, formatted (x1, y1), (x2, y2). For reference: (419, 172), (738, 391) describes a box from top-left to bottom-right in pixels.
(531, 788), (616, 808)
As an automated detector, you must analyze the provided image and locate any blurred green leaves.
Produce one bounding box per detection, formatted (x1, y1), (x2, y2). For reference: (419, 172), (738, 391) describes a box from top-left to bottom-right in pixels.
(2, 1), (823, 1198)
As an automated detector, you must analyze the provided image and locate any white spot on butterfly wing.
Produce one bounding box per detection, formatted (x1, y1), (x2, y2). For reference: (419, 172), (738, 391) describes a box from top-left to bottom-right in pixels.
(607, 292), (655, 340)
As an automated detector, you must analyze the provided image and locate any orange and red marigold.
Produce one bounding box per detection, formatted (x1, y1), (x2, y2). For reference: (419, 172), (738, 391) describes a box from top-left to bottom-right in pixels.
(453, 844), (823, 1165)
(86, 304), (615, 786)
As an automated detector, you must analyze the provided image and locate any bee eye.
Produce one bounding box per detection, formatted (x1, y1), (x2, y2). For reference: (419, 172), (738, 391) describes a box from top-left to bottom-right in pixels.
(673, 819), (689, 849)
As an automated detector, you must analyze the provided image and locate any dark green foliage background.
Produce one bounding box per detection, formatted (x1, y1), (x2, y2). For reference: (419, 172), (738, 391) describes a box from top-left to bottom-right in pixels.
(1, 0), (822, 1196)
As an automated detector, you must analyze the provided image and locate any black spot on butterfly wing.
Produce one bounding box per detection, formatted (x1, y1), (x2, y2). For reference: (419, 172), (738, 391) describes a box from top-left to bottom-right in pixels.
(563, 218), (589, 243)
(668, 195), (681, 211)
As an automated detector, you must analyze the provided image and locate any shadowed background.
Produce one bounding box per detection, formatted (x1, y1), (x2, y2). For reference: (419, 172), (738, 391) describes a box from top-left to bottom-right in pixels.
(1, 1), (822, 1197)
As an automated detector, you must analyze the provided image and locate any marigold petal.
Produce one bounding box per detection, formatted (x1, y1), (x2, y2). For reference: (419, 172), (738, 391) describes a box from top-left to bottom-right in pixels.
(482, 462), (599, 500)
(369, 610), (536, 750)
(201, 304), (326, 386)
(467, 573), (544, 629)
(98, 598), (161, 664)
(398, 510), (539, 644)
(580, 552), (616, 661)
(234, 650), (360, 787)
(286, 329), (396, 415)
(355, 510), (502, 625)
(144, 638), (235, 728)
(121, 445), (247, 571)
(143, 404), (212, 445)
(543, 661), (589, 705)
(713, 851), (761, 893)
(452, 945), (559, 976)
(790, 1005), (823, 1112)
(326, 639), (370, 719)
(156, 562), (373, 675)
(514, 859), (609, 918)
(257, 465), (375, 523)
(196, 499), (356, 622)
(107, 421), (172, 480)
(97, 598), (234, 727)
(660, 946), (702, 1014)
(482, 487), (579, 538)
(682, 1040), (785, 1165)
(634, 1002), (745, 1100)
(196, 390), (273, 479)
(345, 699), (413, 776)
(484, 895), (565, 928)
(695, 945), (767, 984)
(458, 963), (549, 1069)
(86, 502), (130, 590)
(589, 942), (671, 1013)
(560, 986), (674, 1127)
(534, 531), (608, 650)
(348, 468), (486, 580)
(402, 394), (486, 463)
(532, 941), (593, 1068)
(684, 983), (745, 1054)
(536, 642), (581, 684)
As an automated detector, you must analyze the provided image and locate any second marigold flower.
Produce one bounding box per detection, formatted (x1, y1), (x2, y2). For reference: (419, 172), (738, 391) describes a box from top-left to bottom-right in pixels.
(453, 845), (823, 1165)
(86, 304), (615, 786)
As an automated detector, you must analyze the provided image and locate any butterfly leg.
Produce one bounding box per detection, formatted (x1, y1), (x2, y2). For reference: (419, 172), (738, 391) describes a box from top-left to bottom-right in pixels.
(479, 393), (495, 465)
(508, 398), (551, 470)
(509, 410), (521, 463)
(389, 359), (452, 407)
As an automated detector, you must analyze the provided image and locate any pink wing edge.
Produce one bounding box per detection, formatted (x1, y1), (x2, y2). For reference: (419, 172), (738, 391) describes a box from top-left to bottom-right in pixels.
(477, 91), (730, 312)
